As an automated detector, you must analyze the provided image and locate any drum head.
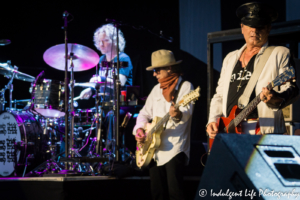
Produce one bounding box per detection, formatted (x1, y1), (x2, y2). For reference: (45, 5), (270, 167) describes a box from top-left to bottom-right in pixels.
(34, 108), (65, 118)
(0, 112), (21, 176)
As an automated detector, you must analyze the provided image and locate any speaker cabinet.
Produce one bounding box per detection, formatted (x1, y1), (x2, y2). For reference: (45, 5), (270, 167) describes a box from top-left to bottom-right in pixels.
(195, 134), (300, 200)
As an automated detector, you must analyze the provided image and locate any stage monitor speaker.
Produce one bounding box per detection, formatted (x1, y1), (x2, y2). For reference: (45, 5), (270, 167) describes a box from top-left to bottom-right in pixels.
(195, 134), (300, 200)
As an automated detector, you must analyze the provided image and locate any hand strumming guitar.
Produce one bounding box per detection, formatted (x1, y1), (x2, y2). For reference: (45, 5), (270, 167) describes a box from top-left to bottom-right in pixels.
(206, 122), (218, 139)
(135, 128), (146, 144)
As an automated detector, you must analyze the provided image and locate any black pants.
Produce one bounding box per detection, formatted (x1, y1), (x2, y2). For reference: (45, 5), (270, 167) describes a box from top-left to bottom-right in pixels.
(149, 152), (187, 200)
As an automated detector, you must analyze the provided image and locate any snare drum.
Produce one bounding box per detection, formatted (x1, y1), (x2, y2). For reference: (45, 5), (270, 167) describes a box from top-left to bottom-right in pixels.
(32, 79), (65, 118)
(0, 111), (44, 177)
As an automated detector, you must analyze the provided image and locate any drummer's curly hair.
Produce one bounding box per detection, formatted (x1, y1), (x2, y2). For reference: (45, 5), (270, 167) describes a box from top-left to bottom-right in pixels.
(93, 24), (126, 52)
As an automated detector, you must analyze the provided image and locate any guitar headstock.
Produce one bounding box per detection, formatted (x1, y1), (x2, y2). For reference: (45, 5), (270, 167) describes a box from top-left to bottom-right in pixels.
(178, 86), (200, 107)
(272, 67), (296, 88)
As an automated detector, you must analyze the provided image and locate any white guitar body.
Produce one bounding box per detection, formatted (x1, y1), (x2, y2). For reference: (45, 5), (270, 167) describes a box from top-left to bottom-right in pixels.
(135, 116), (163, 169)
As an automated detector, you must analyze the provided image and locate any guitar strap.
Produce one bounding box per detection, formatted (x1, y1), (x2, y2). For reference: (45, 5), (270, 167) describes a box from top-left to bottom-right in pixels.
(163, 79), (185, 130)
(173, 79), (185, 103)
(238, 46), (275, 109)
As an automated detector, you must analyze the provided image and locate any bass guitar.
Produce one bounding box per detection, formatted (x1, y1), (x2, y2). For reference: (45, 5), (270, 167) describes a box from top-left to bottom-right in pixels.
(136, 87), (200, 169)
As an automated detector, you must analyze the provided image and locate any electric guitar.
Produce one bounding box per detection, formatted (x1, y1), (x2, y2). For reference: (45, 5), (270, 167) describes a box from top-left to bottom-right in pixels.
(209, 67), (296, 149)
(136, 87), (200, 169)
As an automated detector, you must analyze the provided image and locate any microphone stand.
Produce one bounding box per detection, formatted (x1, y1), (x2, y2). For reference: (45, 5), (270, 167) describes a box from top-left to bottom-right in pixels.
(105, 18), (172, 163)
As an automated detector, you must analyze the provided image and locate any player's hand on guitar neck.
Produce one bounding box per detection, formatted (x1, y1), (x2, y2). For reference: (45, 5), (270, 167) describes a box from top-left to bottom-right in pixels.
(260, 84), (284, 106)
(169, 102), (182, 122)
(135, 128), (146, 144)
(206, 122), (218, 139)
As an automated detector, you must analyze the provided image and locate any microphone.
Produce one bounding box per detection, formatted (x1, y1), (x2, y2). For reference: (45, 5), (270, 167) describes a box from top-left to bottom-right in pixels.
(160, 31), (173, 43)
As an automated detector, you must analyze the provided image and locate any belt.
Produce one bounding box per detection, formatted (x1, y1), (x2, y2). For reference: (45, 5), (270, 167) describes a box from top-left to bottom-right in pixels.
(244, 118), (259, 121)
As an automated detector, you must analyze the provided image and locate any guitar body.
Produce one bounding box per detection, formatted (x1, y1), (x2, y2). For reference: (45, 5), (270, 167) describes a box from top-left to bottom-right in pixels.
(136, 116), (164, 169)
(209, 105), (242, 149)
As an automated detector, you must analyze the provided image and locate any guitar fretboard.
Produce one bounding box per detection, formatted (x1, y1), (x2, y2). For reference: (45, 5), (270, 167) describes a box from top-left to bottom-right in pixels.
(227, 82), (272, 129)
(148, 104), (179, 136)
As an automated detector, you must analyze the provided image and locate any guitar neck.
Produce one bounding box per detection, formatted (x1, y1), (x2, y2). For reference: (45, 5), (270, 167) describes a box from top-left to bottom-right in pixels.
(148, 103), (179, 136)
(231, 82), (273, 126)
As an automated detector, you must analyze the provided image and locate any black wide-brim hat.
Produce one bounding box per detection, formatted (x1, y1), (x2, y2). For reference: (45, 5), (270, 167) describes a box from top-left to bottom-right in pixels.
(236, 2), (278, 28)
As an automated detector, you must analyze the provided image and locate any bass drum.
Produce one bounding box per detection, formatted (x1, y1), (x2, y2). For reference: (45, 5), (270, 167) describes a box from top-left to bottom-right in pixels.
(0, 111), (44, 177)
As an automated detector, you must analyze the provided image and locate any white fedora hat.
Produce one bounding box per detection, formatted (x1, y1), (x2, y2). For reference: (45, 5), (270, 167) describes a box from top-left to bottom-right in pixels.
(146, 49), (182, 71)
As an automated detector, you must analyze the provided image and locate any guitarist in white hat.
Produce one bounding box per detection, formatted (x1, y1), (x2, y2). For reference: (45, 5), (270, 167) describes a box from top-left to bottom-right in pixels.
(133, 49), (195, 200)
(207, 2), (299, 140)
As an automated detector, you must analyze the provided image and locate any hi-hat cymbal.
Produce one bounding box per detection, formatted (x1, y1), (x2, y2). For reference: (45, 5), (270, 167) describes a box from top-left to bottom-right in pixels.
(0, 63), (35, 82)
(43, 43), (100, 72)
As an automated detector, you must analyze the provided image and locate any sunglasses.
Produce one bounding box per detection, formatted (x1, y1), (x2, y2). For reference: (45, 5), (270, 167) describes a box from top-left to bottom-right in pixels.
(153, 67), (167, 73)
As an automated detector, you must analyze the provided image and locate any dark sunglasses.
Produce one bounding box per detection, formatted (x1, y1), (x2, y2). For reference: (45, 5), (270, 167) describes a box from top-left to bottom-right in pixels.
(153, 67), (167, 73)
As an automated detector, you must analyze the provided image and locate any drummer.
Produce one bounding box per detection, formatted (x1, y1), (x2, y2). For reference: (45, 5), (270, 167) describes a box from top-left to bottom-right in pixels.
(79, 24), (133, 152)
(79, 23), (133, 99)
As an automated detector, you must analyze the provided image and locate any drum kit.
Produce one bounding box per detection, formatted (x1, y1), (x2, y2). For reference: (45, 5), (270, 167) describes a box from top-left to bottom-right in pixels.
(0, 42), (134, 177)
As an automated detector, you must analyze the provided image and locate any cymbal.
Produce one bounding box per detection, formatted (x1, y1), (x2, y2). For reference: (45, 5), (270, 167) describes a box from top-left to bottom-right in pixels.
(0, 63), (35, 82)
(0, 39), (11, 46)
(43, 43), (100, 72)
(74, 82), (105, 88)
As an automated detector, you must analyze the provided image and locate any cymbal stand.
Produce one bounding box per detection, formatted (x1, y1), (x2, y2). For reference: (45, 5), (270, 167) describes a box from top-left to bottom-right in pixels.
(0, 65), (16, 111)
(95, 62), (111, 157)
(69, 52), (75, 158)
(110, 22), (121, 162)
(62, 11), (70, 162)
(95, 82), (103, 157)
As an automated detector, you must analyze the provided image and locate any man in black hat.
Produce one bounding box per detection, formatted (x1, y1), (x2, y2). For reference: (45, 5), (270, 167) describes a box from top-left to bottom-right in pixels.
(207, 2), (298, 139)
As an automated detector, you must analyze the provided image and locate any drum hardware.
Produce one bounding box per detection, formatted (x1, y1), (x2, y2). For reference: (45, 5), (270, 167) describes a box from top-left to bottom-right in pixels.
(11, 99), (31, 110)
(120, 112), (132, 162)
(43, 24), (100, 161)
(30, 78), (65, 118)
(0, 61), (16, 111)
(0, 62), (35, 82)
(25, 152), (65, 177)
(101, 61), (128, 68)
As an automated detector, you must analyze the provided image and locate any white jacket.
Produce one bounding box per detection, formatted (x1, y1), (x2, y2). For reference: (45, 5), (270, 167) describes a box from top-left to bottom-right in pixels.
(208, 42), (295, 134)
